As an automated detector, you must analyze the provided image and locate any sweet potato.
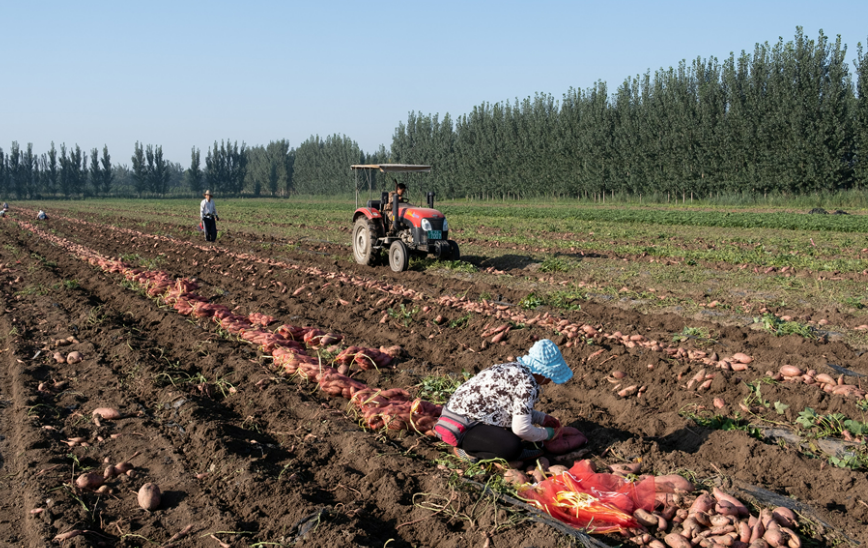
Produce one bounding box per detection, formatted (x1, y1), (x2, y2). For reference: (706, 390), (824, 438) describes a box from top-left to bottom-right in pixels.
(814, 373), (835, 385)
(779, 365), (803, 377)
(693, 510), (711, 527)
(680, 517), (702, 539)
(732, 353), (753, 364)
(634, 508), (658, 528)
(75, 472), (104, 491)
(738, 520), (752, 543)
(138, 482), (161, 511)
(543, 427), (587, 454)
(665, 532), (693, 548)
(92, 407), (122, 420)
(762, 526), (784, 548)
(503, 469), (528, 486)
(115, 462), (134, 474)
(713, 487), (749, 517)
(609, 462), (642, 477)
(655, 474), (694, 495)
(53, 530), (84, 542)
(689, 493), (715, 514)
(780, 528), (800, 548)
(771, 507), (797, 528)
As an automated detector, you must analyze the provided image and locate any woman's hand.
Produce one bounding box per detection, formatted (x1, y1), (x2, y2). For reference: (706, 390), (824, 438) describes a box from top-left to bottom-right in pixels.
(541, 414), (561, 429)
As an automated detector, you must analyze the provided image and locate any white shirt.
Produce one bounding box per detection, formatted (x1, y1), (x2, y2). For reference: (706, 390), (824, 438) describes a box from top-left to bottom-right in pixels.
(200, 198), (217, 220)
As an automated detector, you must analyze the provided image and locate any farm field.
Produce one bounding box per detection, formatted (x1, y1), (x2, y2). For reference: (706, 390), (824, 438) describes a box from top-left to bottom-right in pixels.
(0, 198), (867, 547)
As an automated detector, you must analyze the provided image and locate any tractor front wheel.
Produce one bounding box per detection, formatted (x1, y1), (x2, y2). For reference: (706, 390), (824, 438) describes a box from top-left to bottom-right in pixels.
(447, 240), (460, 261)
(353, 217), (379, 266)
(389, 240), (409, 272)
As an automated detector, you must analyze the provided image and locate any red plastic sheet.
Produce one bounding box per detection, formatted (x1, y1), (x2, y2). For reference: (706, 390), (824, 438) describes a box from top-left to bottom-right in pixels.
(519, 460), (654, 534)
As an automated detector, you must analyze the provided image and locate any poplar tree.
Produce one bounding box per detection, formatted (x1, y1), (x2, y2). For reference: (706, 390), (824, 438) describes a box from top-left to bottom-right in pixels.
(131, 142), (147, 195)
(90, 148), (101, 196)
(186, 147), (203, 194)
(100, 146), (113, 195)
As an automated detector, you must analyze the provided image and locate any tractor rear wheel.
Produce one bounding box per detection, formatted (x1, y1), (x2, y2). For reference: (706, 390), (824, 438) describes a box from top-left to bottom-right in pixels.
(448, 240), (460, 261)
(352, 217), (379, 266)
(389, 240), (409, 272)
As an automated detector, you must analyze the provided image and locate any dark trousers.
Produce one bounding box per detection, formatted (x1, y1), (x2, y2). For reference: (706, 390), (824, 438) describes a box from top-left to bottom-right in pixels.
(460, 424), (523, 461)
(203, 217), (217, 242)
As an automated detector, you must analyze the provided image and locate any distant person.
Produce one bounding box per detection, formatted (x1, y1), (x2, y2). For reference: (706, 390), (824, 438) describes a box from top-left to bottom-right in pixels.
(37, 209), (47, 220)
(0, 209), (5, 218)
(2, 202), (8, 210)
(199, 190), (219, 242)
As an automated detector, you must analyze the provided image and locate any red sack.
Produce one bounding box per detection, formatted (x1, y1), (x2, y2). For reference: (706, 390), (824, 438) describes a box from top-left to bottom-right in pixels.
(519, 460), (654, 534)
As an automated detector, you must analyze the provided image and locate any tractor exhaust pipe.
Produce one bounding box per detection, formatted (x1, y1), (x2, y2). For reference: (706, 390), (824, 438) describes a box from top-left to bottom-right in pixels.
(427, 191), (435, 209)
(391, 193), (399, 234)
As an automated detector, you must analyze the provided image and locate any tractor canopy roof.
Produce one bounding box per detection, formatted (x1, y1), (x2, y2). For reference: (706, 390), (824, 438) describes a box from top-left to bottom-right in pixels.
(351, 164), (431, 173)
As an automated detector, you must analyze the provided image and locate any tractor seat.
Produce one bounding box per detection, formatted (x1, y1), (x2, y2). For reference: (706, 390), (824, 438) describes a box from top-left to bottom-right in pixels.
(367, 200), (381, 210)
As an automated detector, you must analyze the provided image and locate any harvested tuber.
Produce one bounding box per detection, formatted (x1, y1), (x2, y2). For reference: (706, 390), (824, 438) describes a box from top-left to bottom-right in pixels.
(66, 351), (83, 364)
(92, 407), (122, 420)
(771, 507), (797, 528)
(115, 462), (134, 474)
(654, 474), (694, 494)
(633, 508), (658, 528)
(138, 482), (161, 511)
(609, 462), (641, 475)
(75, 472), (104, 491)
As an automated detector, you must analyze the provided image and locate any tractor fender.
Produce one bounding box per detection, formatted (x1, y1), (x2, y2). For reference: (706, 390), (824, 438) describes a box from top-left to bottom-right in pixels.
(353, 207), (382, 223)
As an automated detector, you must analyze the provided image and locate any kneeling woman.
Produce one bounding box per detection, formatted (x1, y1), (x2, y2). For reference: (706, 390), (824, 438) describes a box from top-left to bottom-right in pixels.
(435, 339), (572, 463)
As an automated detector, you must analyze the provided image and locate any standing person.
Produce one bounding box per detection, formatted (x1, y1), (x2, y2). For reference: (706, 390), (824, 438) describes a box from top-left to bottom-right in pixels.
(200, 190), (219, 242)
(434, 339), (573, 464)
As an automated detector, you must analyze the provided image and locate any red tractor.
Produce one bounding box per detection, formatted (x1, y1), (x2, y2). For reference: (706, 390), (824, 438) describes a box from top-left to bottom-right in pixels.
(351, 164), (459, 272)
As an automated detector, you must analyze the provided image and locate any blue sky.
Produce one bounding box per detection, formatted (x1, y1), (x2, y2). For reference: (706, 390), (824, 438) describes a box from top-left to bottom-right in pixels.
(2, 0), (867, 166)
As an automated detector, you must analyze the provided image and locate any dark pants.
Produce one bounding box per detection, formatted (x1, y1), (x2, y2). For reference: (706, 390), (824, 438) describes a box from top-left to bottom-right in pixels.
(203, 217), (217, 242)
(460, 424), (523, 461)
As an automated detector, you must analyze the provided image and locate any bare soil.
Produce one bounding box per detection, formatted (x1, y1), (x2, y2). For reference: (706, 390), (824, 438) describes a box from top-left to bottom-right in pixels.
(0, 210), (866, 547)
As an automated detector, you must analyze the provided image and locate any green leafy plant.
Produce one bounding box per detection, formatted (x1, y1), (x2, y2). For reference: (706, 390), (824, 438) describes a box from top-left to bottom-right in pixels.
(844, 419), (867, 437)
(518, 293), (545, 310)
(387, 304), (420, 327)
(546, 290), (584, 311)
(743, 381), (771, 409)
(416, 371), (471, 404)
(672, 326), (713, 343)
(440, 260), (477, 273)
(680, 408), (762, 439)
(754, 313), (816, 338)
(795, 407), (847, 437)
(829, 453), (867, 470)
(448, 314), (472, 329)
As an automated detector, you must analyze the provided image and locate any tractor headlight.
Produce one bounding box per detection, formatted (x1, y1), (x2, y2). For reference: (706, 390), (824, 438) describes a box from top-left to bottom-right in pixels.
(442, 218), (448, 232)
(421, 219), (433, 231)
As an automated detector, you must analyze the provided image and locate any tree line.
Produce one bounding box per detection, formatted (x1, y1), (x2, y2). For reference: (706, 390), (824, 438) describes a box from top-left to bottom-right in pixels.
(2, 28), (867, 200)
(390, 28), (868, 199)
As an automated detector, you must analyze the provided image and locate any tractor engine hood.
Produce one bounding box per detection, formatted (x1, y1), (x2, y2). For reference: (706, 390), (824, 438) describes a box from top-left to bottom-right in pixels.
(399, 207), (445, 225)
